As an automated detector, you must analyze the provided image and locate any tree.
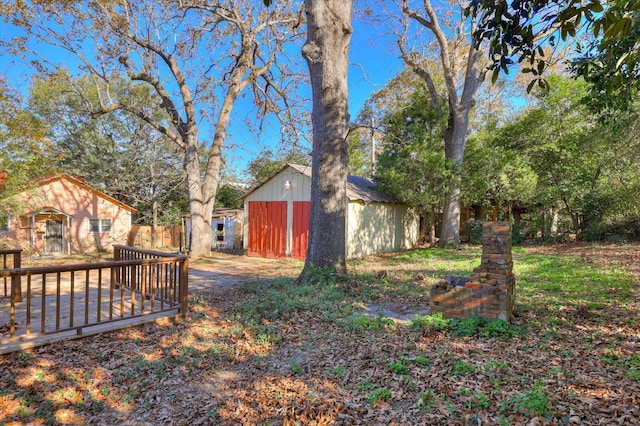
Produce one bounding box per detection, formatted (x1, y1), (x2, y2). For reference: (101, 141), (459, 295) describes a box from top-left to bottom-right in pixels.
(297, 0), (353, 281)
(247, 148), (311, 185)
(462, 125), (538, 225)
(28, 71), (187, 247)
(1, 0), (301, 257)
(215, 184), (245, 209)
(375, 82), (449, 245)
(466, 0), (640, 111)
(0, 76), (55, 206)
(392, 0), (487, 248)
(487, 74), (640, 238)
(349, 71), (426, 178)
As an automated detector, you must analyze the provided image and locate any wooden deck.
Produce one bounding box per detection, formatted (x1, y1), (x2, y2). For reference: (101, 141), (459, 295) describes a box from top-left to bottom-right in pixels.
(0, 246), (187, 354)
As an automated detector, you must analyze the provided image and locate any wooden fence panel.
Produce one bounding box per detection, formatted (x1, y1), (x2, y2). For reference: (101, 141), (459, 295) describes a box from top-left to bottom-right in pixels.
(128, 225), (182, 249)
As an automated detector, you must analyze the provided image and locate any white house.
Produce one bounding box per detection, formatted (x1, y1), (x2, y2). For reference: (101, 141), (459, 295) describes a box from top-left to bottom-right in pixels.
(243, 164), (419, 259)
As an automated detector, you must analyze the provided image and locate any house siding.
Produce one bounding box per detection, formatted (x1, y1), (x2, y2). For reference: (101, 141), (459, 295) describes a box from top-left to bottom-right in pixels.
(0, 175), (134, 254)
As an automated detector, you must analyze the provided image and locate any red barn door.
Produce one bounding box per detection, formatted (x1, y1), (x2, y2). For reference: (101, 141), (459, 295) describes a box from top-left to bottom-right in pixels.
(291, 201), (310, 259)
(247, 201), (287, 258)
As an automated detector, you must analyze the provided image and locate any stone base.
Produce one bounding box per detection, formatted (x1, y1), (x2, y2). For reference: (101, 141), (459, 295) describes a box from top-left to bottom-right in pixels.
(431, 222), (515, 322)
(431, 279), (513, 321)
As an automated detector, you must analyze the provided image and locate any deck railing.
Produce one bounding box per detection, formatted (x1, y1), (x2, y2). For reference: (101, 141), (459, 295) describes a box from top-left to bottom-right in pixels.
(0, 246), (187, 353)
(1, 249), (22, 302)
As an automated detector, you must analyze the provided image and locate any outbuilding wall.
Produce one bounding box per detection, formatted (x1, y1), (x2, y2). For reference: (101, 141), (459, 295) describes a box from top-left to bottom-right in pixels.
(346, 202), (419, 258)
(243, 165), (419, 259)
(243, 166), (312, 256)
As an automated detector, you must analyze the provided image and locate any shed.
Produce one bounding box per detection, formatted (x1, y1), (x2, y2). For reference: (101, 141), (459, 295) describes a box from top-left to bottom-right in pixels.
(243, 164), (419, 259)
(184, 208), (244, 251)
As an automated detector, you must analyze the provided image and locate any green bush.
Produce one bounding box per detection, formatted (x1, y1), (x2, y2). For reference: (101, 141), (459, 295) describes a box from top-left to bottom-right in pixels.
(511, 222), (525, 245)
(451, 317), (483, 336)
(479, 318), (521, 338)
(465, 219), (484, 244)
(503, 380), (551, 417)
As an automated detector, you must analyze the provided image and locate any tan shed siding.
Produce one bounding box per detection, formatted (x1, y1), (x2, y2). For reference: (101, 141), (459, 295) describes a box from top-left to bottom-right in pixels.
(243, 166), (311, 252)
(346, 202), (419, 259)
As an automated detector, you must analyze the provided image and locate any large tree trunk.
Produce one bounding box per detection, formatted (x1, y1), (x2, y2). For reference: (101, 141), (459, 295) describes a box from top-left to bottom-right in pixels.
(439, 108), (470, 248)
(152, 197), (158, 249)
(297, 0), (353, 282)
(184, 136), (214, 258)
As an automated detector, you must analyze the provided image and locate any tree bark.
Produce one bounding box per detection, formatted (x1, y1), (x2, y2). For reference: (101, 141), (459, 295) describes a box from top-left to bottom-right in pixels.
(152, 197), (158, 249)
(400, 1), (485, 249)
(184, 132), (214, 258)
(439, 108), (468, 248)
(428, 207), (436, 246)
(297, 0), (353, 282)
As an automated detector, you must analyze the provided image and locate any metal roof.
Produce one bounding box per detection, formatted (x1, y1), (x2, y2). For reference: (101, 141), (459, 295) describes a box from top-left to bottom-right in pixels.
(287, 164), (398, 204)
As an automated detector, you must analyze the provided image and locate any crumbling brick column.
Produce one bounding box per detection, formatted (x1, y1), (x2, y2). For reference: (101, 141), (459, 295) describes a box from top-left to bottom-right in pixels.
(431, 222), (515, 321)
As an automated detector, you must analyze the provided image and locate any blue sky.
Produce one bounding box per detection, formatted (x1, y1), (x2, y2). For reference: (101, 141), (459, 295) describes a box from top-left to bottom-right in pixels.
(0, 15), (405, 180)
(0, 0), (543, 183)
(221, 18), (405, 176)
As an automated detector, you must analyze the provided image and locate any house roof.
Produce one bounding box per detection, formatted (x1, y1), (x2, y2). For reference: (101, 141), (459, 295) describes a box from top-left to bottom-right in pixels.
(36, 173), (137, 212)
(23, 206), (74, 218)
(246, 163), (399, 204)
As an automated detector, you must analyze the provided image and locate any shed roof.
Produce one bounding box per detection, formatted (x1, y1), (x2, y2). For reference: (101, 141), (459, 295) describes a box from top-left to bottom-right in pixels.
(246, 163), (398, 204)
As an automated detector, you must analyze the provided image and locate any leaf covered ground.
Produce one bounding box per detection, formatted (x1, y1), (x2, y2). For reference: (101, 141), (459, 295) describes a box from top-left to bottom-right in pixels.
(1, 243), (639, 425)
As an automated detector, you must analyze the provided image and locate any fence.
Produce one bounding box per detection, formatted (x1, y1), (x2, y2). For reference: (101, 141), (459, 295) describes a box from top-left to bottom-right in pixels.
(0, 245), (188, 353)
(128, 225), (182, 249)
(1, 249), (22, 302)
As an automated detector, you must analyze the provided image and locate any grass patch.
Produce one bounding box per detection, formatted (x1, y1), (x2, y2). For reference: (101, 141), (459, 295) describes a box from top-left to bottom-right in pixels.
(411, 313), (522, 339)
(501, 380), (551, 417)
(367, 388), (392, 406)
(237, 276), (348, 322)
(514, 253), (635, 310)
(388, 359), (409, 375)
(448, 360), (475, 376)
(410, 311), (450, 331)
(343, 314), (395, 331)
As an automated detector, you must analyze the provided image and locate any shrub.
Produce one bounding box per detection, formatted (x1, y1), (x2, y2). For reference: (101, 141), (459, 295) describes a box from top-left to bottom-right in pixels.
(451, 317), (483, 336)
(503, 380), (551, 417)
(465, 219), (484, 244)
(448, 360), (475, 376)
(367, 388), (392, 406)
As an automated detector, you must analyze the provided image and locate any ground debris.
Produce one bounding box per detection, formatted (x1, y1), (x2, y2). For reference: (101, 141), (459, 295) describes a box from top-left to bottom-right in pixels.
(1, 244), (639, 424)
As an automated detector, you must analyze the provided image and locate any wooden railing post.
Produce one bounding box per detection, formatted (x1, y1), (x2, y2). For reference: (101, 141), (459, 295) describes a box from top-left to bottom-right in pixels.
(113, 246), (121, 288)
(11, 250), (22, 303)
(179, 256), (188, 318)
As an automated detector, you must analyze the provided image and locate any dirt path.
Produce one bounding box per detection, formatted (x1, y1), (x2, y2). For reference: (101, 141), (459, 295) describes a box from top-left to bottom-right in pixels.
(187, 253), (303, 292)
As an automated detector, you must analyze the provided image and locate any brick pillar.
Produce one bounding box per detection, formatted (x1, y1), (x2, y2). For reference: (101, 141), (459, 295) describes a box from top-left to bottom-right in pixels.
(431, 222), (515, 321)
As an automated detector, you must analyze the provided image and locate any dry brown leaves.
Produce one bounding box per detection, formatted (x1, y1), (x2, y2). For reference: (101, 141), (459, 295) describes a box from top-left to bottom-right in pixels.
(1, 243), (639, 425)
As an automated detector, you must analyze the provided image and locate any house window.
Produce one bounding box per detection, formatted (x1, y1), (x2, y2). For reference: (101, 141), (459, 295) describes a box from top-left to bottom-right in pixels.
(0, 215), (9, 232)
(89, 218), (112, 233)
(216, 223), (224, 241)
